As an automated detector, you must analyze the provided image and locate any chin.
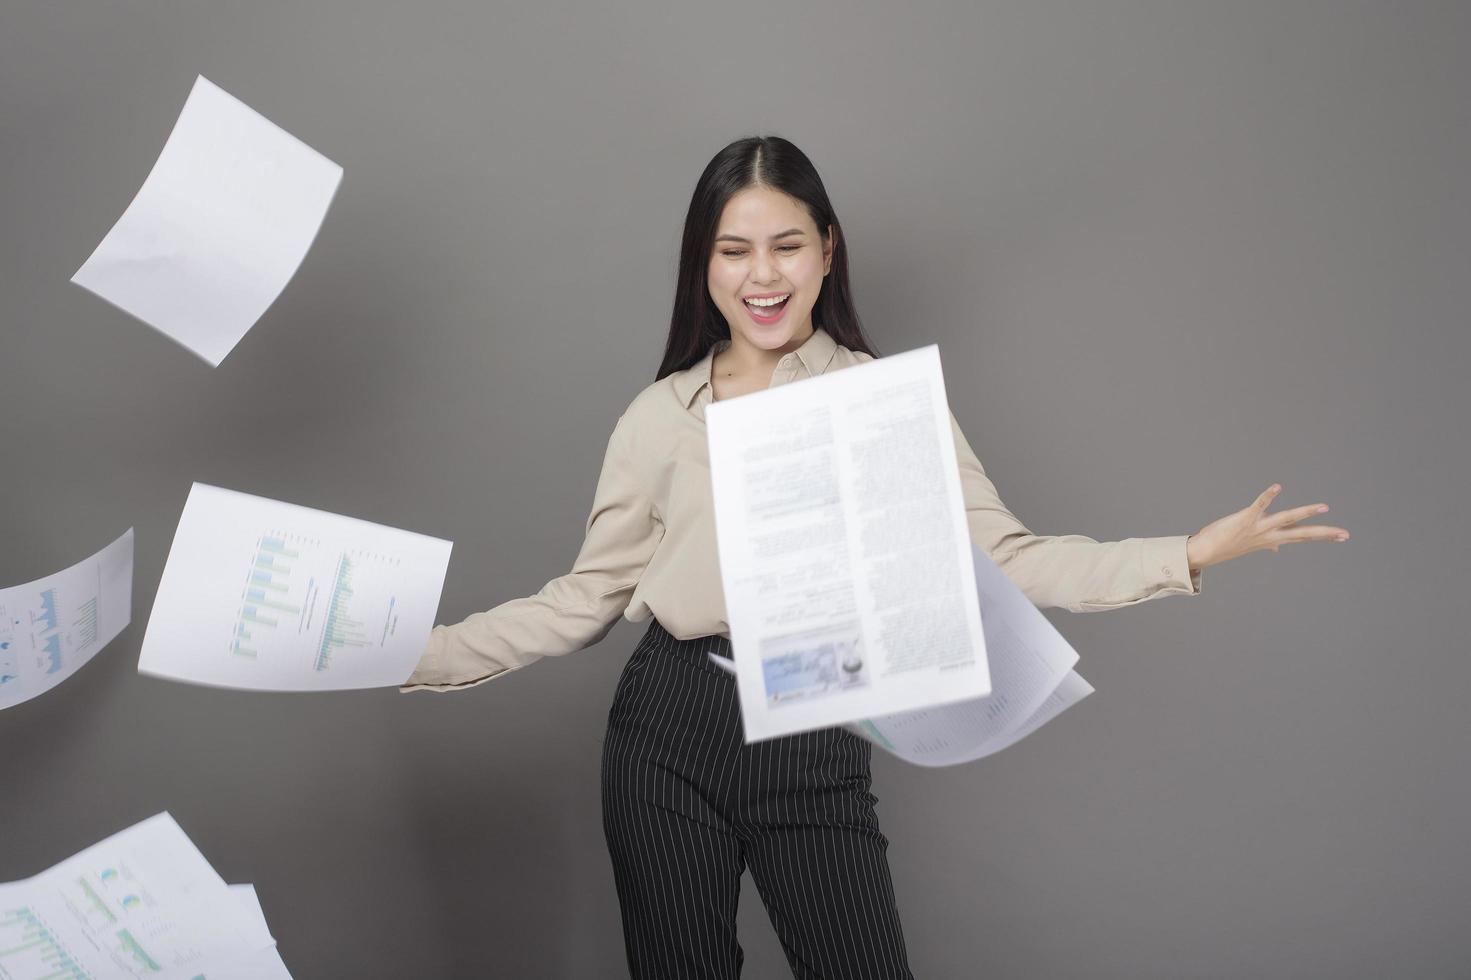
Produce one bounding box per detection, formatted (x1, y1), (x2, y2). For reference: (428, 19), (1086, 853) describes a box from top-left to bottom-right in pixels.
(751, 329), (799, 348)
(732, 315), (811, 350)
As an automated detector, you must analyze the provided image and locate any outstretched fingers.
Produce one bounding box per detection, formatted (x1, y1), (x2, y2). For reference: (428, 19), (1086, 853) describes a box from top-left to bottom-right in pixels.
(1269, 524), (1350, 546)
(1266, 501), (1330, 530)
(1253, 483), (1283, 513)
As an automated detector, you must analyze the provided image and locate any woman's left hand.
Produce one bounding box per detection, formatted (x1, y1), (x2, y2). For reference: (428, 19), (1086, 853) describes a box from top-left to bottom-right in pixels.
(1186, 483), (1349, 572)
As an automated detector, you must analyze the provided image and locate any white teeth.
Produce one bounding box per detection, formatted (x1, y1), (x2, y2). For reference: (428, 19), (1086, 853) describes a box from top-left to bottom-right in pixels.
(744, 294), (790, 308)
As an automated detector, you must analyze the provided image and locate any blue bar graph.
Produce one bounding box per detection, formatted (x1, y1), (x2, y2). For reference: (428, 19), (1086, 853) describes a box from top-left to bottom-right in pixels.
(42, 634), (64, 674)
(259, 536), (300, 558)
(35, 589), (59, 632)
(315, 554), (369, 670)
(234, 533), (302, 642)
(0, 906), (89, 979)
(225, 529), (405, 678)
(240, 607), (278, 627)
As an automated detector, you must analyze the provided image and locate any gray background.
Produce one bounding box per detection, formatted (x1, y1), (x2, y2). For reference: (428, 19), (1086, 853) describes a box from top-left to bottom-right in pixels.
(2, 1), (1467, 977)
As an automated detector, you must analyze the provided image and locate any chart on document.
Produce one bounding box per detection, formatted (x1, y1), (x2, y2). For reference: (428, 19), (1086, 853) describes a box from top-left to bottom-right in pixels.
(139, 484), (452, 691)
(0, 529), (134, 711)
(0, 878), (208, 979)
(229, 532), (405, 672)
(0, 903), (88, 979)
(0, 812), (279, 979)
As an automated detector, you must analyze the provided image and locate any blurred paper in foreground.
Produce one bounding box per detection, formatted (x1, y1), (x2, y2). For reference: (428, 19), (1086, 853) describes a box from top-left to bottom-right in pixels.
(711, 541), (1095, 766)
(0, 813), (279, 978)
(706, 345), (991, 742)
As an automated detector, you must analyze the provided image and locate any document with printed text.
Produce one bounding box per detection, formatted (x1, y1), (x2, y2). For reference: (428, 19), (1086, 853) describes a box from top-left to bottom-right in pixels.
(706, 345), (991, 741)
(710, 541), (1094, 764)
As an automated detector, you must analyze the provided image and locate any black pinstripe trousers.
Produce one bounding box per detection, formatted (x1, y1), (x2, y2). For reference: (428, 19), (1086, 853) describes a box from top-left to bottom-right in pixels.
(601, 618), (914, 979)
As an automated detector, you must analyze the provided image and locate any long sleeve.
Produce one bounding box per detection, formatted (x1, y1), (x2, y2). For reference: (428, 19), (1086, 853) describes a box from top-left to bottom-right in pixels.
(400, 412), (663, 693)
(950, 410), (1203, 613)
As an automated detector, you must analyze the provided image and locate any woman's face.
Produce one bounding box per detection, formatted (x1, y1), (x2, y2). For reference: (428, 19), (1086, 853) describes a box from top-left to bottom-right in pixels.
(707, 186), (833, 354)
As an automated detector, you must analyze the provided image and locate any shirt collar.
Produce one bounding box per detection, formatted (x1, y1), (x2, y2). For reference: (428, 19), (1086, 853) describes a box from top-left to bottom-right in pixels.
(672, 327), (840, 411)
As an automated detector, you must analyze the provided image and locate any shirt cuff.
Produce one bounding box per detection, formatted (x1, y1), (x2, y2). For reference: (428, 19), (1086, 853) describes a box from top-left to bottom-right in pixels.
(397, 624), (533, 693)
(1071, 535), (1202, 612)
(1147, 534), (1202, 596)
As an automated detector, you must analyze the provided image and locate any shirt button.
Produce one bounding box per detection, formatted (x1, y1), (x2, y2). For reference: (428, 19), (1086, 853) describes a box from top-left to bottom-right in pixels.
(1162, 566), (1172, 576)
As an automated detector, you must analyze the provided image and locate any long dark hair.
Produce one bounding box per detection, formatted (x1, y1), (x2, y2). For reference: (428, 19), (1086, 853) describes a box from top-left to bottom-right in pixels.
(655, 136), (879, 381)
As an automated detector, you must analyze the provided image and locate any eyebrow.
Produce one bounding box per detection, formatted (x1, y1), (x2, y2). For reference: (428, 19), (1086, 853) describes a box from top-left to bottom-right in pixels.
(714, 228), (807, 244)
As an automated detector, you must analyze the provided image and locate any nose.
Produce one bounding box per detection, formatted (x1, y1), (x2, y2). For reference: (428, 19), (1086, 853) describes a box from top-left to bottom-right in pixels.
(751, 249), (780, 285)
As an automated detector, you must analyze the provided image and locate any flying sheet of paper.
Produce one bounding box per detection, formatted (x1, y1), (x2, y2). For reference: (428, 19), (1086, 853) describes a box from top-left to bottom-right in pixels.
(199, 946), (294, 979)
(965, 669), (1094, 759)
(0, 812), (276, 979)
(710, 541), (1095, 764)
(219, 884), (293, 978)
(842, 540), (1094, 766)
(708, 655), (1092, 765)
(138, 483), (451, 691)
(71, 75), (343, 366)
(706, 344), (990, 742)
(227, 884), (275, 949)
(0, 529), (133, 711)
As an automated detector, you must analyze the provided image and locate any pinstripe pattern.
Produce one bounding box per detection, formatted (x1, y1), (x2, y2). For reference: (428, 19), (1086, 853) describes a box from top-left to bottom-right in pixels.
(602, 619), (914, 979)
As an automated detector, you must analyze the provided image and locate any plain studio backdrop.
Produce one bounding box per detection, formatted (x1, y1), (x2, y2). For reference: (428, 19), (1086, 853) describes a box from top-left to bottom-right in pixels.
(2, 2), (1467, 977)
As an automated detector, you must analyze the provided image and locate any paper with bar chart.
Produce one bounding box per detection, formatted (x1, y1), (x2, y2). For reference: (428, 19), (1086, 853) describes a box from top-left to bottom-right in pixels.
(0, 812), (277, 979)
(138, 483), (451, 691)
(70, 75), (342, 366)
(0, 529), (134, 712)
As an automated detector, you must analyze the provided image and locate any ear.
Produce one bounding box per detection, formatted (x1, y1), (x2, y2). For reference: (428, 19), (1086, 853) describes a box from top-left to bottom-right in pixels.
(823, 223), (834, 276)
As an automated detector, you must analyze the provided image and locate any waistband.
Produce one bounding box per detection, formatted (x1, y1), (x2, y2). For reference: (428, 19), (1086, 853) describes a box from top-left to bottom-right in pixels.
(638, 618), (734, 678)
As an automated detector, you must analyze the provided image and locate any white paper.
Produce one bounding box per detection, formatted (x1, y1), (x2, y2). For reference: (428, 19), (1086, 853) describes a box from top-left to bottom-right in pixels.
(71, 75), (343, 366)
(847, 539), (1087, 764)
(964, 669), (1094, 759)
(227, 884), (274, 948)
(214, 884), (293, 978)
(844, 539), (1093, 765)
(711, 542), (1095, 765)
(1, 529), (133, 711)
(138, 483), (452, 691)
(0, 813), (274, 979)
(199, 946), (294, 979)
(706, 345), (990, 741)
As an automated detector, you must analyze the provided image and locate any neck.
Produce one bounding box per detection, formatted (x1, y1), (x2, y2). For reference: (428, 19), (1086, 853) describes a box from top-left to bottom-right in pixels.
(717, 325), (816, 377)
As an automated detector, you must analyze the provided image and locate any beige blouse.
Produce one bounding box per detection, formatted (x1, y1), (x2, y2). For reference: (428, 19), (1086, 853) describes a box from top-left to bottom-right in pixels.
(402, 327), (1202, 693)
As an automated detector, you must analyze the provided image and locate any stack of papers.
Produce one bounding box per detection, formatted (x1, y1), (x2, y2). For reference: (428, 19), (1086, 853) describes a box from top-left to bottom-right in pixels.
(0, 812), (290, 977)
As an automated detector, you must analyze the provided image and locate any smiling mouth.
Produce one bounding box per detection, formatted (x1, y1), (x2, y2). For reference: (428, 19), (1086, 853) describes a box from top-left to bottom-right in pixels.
(744, 293), (791, 316)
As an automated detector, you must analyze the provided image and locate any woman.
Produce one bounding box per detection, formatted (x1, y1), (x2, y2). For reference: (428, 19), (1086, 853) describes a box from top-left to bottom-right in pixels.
(402, 136), (1348, 979)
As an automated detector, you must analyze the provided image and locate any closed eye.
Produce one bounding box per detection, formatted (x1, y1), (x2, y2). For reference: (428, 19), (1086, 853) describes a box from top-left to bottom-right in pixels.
(721, 245), (802, 257)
